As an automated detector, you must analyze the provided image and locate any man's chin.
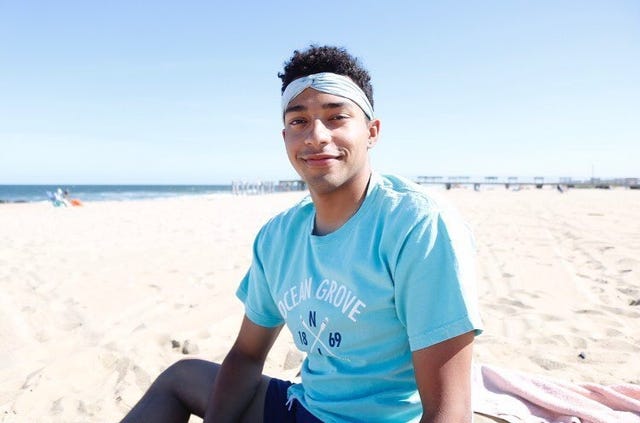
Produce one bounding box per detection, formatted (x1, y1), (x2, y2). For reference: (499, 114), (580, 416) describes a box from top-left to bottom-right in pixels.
(303, 174), (344, 195)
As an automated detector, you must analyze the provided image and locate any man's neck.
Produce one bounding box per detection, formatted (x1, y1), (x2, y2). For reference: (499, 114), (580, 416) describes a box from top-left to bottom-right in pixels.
(310, 173), (372, 236)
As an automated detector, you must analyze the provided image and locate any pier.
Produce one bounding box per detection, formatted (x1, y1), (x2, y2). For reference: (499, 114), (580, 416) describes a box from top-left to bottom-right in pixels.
(415, 176), (640, 190)
(231, 179), (307, 195)
(229, 176), (640, 196)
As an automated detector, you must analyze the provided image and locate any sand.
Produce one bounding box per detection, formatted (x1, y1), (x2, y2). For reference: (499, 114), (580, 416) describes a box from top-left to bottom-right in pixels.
(0, 187), (638, 422)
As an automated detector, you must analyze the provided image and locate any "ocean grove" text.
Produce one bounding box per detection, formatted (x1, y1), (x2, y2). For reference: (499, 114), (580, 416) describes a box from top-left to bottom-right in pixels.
(277, 277), (367, 322)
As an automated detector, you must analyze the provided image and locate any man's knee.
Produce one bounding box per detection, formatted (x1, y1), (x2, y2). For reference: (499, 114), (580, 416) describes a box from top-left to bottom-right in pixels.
(154, 359), (216, 390)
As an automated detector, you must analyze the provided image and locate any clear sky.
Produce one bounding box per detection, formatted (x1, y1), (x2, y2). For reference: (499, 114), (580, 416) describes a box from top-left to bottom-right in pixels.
(1, 0), (638, 184)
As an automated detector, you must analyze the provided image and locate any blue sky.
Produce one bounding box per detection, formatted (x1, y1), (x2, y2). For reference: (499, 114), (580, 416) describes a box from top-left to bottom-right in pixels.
(1, 0), (638, 184)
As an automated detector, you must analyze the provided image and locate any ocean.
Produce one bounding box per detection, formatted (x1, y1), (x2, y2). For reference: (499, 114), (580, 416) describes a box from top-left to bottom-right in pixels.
(0, 184), (233, 203)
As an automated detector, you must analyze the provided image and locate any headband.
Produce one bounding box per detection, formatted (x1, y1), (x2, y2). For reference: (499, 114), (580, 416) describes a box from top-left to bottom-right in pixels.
(281, 72), (374, 120)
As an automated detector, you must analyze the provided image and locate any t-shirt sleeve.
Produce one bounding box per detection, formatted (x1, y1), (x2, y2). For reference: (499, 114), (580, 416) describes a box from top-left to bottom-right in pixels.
(236, 226), (285, 328)
(393, 206), (483, 351)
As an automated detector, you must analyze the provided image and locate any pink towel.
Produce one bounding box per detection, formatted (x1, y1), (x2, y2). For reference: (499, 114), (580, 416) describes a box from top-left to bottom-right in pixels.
(473, 364), (640, 423)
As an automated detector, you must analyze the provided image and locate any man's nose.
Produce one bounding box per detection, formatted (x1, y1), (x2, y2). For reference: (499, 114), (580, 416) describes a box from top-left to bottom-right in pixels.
(306, 119), (330, 145)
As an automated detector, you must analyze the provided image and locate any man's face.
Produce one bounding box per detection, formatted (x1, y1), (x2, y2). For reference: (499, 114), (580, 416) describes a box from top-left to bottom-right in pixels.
(282, 88), (380, 196)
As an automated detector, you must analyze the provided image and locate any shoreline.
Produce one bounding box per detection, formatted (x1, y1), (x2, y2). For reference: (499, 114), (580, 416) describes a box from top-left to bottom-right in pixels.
(1, 181), (637, 204)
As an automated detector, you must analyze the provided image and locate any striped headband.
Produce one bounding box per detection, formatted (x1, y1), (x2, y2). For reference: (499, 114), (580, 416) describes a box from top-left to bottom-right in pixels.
(281, 72), (374, 120)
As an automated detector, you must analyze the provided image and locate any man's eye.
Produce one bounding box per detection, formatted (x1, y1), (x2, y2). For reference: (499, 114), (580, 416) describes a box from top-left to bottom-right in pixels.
(331, 114), (348, 120)
(289, 119), (305, 126)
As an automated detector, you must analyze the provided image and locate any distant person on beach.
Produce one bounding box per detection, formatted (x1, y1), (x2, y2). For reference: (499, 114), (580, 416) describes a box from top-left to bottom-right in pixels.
(48, 188), (70, 207)
(120, 45), (482, 423)
(49, 187), (83, 207)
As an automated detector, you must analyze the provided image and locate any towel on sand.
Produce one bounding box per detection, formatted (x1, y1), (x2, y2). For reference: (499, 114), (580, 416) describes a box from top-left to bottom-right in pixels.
(473, 364), (640, 423)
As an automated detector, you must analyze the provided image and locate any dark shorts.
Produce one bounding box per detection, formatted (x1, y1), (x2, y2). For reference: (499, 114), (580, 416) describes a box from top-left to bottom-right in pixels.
(263, 378), (323, 423)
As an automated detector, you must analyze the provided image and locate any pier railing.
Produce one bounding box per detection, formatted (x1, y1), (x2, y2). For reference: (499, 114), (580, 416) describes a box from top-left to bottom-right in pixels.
(415, 176), (639, 190)
(231, 179), (307, 195)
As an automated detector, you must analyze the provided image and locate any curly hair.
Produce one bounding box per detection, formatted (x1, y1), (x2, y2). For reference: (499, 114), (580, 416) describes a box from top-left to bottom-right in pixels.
(278, 45), (374, 108)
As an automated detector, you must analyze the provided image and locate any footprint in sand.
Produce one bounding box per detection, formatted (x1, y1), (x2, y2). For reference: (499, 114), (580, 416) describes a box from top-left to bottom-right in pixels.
(617, 257), (638, 267)
(603, 305), (640, 318)
(50, 397), (63, 415)
(617, 286), (639, 297)
(497, 297), (533, 310)
(575, 309), (604, 315)
(490, 302), (518, 315)
(512, 289), (541, 299)
(531, 356), (567, 371)
(132, 363), (151, 390)
(605, 327), (624, 337)
(543, 334), (571, 347)
(21, 368), (44, 390)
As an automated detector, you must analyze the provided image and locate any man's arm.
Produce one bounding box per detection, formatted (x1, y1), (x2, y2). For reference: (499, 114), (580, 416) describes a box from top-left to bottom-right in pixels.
(412, 330), (475, 423)
(204, 315), (282, 423)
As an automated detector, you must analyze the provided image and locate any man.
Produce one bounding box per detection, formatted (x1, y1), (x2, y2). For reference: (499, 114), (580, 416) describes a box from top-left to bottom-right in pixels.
(121, 45), (482, 423)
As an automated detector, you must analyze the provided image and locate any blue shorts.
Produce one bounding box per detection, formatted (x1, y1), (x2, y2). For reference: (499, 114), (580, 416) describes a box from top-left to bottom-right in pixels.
(263, 378), (322, 423)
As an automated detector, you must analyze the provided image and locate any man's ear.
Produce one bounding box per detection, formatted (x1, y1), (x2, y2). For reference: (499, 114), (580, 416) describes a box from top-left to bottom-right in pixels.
(367, 119), (381, 149)
(282, 128), (286, 141)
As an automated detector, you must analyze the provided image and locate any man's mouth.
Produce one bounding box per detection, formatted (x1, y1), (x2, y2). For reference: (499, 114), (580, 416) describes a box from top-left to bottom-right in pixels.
(302, 153), (340, 167)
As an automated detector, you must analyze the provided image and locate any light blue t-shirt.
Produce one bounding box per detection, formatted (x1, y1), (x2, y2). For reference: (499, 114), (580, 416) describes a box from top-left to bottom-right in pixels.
(237, 173), (483, 423)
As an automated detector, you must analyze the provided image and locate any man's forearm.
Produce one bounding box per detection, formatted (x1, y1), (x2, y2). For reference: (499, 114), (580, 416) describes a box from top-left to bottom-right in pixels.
(204, 348), (265, 423)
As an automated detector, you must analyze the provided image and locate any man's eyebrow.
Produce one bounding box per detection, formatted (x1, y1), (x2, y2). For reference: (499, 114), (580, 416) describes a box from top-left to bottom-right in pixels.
(284, 101), (350, 115)
(284, 104), (306, 115)
(322, 101), (348, 110)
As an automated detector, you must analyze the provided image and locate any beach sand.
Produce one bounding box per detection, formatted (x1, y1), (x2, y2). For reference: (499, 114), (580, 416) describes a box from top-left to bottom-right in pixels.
(1, 187), (638, 422)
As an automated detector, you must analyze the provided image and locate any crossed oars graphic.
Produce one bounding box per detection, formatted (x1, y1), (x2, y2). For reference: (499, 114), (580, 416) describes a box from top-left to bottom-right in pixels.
(300, 316), (340, 358)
